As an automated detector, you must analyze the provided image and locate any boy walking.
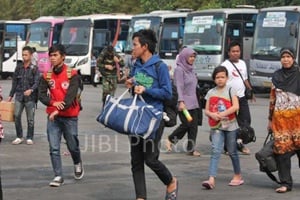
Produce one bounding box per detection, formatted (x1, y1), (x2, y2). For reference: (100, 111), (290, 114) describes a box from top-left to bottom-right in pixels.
(38, 44), (84, 187)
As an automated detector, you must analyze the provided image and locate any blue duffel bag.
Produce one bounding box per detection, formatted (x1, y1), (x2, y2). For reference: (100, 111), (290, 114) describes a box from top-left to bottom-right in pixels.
(97, 89), (163, 139)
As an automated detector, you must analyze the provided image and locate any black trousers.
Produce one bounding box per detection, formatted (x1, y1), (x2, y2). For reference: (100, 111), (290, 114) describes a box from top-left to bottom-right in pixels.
(275, 151), (294, 190)
(129, 121), (173, 199)
(90, 66), (96, 85)
(168, 109), (198, 152)
(237, 97), (251, 127)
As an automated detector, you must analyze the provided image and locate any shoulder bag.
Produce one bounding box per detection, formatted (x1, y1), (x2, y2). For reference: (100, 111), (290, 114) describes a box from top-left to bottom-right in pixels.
(96, 89), (163, 139)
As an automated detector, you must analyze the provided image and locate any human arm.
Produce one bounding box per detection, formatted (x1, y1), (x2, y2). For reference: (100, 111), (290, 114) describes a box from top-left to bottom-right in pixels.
(24, 68), (40, 96)
(38, 77), (64, 110)
(245, 79), (256, 102)
(63, 74), (80, 109)
(267, 85), (276, 131)
(204, 98), (221, 121)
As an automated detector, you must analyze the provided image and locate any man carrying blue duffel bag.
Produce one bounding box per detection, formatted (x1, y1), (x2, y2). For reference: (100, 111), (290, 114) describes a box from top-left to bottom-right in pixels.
(125, 29), (179, 200)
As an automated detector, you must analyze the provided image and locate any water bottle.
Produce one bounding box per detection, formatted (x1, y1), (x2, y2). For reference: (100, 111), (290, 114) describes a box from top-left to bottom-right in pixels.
(217, 99), (229, 128)
(183, 108), (193, 122)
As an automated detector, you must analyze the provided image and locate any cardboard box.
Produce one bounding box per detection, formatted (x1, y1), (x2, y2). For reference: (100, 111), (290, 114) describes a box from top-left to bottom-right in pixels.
(0, 101), (15, 122)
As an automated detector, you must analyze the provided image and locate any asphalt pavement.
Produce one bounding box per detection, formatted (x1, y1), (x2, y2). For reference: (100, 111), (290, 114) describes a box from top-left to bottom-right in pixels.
(0, 80), (300, 200)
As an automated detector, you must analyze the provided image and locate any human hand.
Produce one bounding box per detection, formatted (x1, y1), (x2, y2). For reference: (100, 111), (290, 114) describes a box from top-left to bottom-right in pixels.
(267, 120), (272, 131)
(49, 110), (59, 121)
(125, 78), (134, 88)
(178, 102), (185, 111)
(211, 112), (222, 121)
(53, 101), (65, 110)
(134, 85), (145, 94)
(105, 64), (114, 70)
(7, 96), (13, 102)
(24, 89), (33, 96)
(113, 56), (120, 63)
(250, 95), (256, 103)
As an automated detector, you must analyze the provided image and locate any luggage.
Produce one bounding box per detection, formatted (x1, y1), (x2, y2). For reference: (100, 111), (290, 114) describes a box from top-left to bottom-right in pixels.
(97, 89), (163, 139)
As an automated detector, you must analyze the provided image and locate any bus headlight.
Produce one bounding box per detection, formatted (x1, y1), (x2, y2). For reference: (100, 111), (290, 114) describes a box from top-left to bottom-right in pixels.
(249, 66), (256, 76)
(77, 57), (88, 66)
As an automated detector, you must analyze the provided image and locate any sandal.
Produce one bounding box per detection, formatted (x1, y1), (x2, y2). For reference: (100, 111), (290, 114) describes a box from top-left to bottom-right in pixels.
(187, 151), (201, 157)
(241, 147), (251, 155)
(228, 179), (244, 186)
(202, 180), (215, 190)
(275, 186), (291, 193)
(165, 178), (178, 200)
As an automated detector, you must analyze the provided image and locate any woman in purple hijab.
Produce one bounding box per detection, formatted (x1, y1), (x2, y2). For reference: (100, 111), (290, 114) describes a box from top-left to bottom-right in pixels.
(165, 47), (201, 156)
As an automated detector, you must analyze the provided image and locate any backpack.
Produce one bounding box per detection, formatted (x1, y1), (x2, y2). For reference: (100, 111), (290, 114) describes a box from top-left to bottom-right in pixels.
(154, 61), (178, 127)
(46, 67), (84, 110)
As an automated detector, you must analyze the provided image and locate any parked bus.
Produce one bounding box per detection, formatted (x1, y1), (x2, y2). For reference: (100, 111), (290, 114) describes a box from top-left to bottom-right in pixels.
(249, 6), (300, 92)
(60, 14), (132, 80)
(183, 7), (258, 89)
(125, 9), (192, 71)
(26, 16), (65, 73)
(0, 19), (31, 79)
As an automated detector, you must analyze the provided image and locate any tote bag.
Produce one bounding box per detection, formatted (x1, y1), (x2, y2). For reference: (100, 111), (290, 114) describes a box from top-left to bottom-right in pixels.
(97, 89), (163, 139)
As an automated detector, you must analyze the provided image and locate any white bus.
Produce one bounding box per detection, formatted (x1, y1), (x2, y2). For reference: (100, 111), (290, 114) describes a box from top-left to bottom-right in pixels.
(249, 6), (300, 92)
(183, 7), (257, 89)
(125, 9), (192, 70)
(0, 19), (31, 79)
(60, 14), (132, 80)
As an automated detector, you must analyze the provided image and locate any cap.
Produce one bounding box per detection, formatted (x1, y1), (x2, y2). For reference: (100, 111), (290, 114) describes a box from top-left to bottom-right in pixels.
(280, 48), (295, 59)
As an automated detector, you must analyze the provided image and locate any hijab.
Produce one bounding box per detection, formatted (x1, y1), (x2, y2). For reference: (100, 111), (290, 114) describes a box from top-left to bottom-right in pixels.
(272, 48), (300, 95)
(176, 47), (196, 72)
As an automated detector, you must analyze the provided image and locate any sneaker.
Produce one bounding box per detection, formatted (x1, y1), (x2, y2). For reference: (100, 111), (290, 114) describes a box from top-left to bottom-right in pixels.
(12, 138), (24, 145)
(49, 176), (64, 187)
(26, 139), (34, 145)
(74, 161), (84, 180)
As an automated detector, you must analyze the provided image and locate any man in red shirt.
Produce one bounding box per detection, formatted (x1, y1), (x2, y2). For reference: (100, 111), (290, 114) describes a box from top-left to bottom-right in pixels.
(38, 44), (84, 187)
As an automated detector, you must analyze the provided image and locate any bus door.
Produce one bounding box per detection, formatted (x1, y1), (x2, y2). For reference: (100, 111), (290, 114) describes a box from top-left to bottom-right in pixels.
(0, 30), (3, 71)
(93, 29), (111, 56)
(4, 32), (18, 61)
(224, 21), (243, 59)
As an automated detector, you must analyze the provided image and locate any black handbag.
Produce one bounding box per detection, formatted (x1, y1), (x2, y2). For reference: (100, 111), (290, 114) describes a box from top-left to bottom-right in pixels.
(237, 125), (256, 144)
(230, 61), (253, 100)
(255, 131), (280, 183)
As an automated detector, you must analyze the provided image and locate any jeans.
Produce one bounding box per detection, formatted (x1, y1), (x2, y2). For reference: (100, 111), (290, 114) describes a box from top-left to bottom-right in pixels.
(47, 116), (81, 177)
(14, 100), (36, 139)
(129, 121), (173, 199)
(209, 129), (241, 177)
(168, 109), (198, 152)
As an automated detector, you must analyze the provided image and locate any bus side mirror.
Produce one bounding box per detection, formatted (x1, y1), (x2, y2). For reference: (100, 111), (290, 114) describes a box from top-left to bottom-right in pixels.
(44, 31), (48, 38)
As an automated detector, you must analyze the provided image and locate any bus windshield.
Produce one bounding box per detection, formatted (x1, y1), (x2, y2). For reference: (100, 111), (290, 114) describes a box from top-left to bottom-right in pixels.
(125, 16), (161, 52)
(252, 11), (298, 60)
(27, 22), (51, 52)
(183, 13), (224, 54)
(61, 19), (90, 55)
